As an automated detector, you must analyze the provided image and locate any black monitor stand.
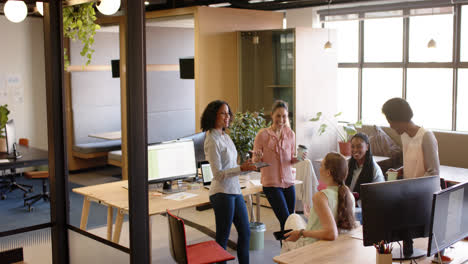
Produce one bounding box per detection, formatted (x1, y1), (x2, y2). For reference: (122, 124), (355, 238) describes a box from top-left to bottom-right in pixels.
(392, 239), (426, 260)
(160, 180), (185, 194)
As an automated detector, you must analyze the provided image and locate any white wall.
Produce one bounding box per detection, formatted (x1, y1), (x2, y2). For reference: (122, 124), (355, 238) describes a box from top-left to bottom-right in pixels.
(0, 16), (48, 150)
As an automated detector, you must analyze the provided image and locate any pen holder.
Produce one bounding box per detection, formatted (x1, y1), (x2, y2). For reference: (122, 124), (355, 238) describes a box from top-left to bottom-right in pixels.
(376, 252), (392, 264)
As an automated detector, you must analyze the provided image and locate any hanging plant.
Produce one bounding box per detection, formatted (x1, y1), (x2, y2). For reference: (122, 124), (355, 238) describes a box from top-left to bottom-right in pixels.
(63, 2), (101, 69)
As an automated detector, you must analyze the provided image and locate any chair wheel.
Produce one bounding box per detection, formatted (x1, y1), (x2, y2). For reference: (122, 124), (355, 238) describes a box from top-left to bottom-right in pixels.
(1, 194), (6, 200)
(24, 193), (28, 198)
(28, 206), (34, 212)
(29, 188), (33, 193)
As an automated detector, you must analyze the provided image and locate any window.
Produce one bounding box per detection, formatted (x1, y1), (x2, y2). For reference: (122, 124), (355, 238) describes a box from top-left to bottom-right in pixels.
(457, 69), (468, 131)
(364, 17), (403, 62)
(461, 5), (468, 61)
(362, 68), (402, 125)
(325, 20), (359, 63)
(407, 69), (453, 130)
(337, 68), (358, 122)
(409, 14), (453, 62)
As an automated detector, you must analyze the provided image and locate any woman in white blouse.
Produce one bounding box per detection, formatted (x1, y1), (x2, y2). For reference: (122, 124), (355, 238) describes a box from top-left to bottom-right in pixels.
(201, 100), (256, 264)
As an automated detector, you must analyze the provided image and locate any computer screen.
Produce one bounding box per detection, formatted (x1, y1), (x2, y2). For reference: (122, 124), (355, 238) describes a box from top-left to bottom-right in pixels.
(428, 181), (468, 256)
(147, 140), (197, 184)
(5, 120), (16, 154)
(361, 176), (440, 260)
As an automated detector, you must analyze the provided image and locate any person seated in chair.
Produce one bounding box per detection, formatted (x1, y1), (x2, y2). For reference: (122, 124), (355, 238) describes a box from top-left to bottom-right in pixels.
(282, 152), (356, 253)
(346, 133), (385, 200)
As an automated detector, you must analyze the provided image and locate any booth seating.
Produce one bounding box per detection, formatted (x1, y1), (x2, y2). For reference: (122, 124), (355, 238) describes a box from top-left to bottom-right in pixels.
(106, 132), (206, 168)
(72, 140), (121, 159)
(108, 150), (122, 167)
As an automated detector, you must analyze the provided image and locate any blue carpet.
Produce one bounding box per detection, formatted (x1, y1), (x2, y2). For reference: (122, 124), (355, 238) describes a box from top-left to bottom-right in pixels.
(0, 176), (124, 233)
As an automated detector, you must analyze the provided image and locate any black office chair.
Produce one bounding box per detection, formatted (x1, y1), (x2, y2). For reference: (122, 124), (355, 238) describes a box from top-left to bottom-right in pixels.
(0, 139), (33, 200)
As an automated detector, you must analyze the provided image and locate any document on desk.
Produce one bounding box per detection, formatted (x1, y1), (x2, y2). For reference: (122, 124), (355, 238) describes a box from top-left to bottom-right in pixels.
(163, 192), (198, 201)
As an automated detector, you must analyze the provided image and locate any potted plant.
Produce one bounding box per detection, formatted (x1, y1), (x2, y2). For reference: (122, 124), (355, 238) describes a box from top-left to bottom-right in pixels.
(228, 110), (270, 163)
(0, 105), (10, 153)
(63, 2), (101, 69)
(309, 112), (362, 156)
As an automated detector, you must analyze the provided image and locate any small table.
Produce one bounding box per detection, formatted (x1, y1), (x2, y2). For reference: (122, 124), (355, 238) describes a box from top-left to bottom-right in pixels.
(440, 165), (468, 184)
(88, 131), (121, 140)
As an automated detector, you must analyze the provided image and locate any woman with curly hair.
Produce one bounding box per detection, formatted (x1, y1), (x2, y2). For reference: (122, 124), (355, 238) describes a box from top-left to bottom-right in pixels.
(201, 100), (257, 264)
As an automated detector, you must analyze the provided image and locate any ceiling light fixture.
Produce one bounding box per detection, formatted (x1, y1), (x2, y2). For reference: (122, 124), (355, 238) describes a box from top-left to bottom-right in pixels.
(427, 7), (437, 49)
(4, 0), (28, 23)
(324, 0), (333, 50)
(96, 0), (121, 16)
(36, 2), (44, 16)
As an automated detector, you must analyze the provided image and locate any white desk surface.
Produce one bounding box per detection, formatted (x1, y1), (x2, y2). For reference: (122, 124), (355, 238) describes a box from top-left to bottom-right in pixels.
(440, 165), (468, 184)
(315, 155), (390, 163)
(88, 131), (121, 140)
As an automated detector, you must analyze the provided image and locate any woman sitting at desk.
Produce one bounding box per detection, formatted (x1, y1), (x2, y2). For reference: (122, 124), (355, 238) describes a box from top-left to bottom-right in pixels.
(282, 152), (356, 253)
(252, 100), (306, 232)
(202, 100), (257, 264)
(346, 133), (385, 199)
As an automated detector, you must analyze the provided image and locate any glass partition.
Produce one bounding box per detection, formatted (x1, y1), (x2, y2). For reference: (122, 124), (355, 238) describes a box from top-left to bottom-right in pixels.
(239, 29), (295, 126)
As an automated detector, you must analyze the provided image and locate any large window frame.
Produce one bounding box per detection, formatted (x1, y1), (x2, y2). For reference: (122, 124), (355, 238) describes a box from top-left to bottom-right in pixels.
(324, 2), (468, 131)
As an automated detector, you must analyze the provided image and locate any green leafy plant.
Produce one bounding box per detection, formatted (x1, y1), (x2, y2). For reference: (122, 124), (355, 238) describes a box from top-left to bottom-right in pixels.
(309, 112), (362, 143)
(0, 105), (10, 138)
(63, 2), (101, 69)
(228, 110), (270, 163)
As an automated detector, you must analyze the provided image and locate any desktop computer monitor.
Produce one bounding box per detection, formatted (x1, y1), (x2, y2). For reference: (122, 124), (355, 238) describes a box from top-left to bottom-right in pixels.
(5, 120), (16, 154)
(148, 139), (197, 193)
(427, 181), (468, 259)
(361, 176), (440, 260)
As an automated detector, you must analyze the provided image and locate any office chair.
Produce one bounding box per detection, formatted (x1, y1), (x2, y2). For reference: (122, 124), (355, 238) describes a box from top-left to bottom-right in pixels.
(0, 138), (32, 200)
(166, 209), (235, 264)
(23, 171), (49, 212)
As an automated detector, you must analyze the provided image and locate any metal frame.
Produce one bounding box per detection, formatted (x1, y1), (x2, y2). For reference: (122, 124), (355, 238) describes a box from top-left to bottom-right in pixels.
(332, 2), (467, 130)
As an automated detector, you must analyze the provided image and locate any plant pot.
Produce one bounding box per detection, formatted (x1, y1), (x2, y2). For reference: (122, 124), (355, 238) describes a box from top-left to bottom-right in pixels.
(338, 141), (351, 156)
(0, 137), (6, 153)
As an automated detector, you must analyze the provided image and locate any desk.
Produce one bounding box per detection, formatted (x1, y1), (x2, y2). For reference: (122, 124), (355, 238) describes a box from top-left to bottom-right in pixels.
(73, 173), (265, 244)
(88, 131), (121, 140)
(0, 145), (48, 170)
(440, 165), (468, 184)
(273, 226), (468, 264)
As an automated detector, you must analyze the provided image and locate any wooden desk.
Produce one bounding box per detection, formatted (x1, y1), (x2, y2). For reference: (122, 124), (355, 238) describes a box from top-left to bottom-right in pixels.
(273, 226), (468, 264)
(88, 131), (121, 140)
(440, 165), (468, 184)
(73, 173), (265, 244)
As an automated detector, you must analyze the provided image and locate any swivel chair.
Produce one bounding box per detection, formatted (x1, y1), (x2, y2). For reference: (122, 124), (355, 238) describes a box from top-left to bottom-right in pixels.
(0, 138), (32, 200)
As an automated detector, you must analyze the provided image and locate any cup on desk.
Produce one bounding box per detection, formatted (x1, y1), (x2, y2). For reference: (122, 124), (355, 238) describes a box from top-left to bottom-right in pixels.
(297, 145), (307, 161)
(376, 252), (392, 264)
(386, 171), (398, 181)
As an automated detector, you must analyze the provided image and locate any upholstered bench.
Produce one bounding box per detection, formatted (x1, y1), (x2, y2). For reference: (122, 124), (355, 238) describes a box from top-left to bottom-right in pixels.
(107, 149), (122, 167)
(72, 140), (121, 159)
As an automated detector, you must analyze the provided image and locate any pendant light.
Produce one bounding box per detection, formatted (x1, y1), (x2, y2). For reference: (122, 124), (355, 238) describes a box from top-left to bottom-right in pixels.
(324, 0), (333, 50)
(4, 0), (28, 23)
(96, 0), (121, 16)
(427, 8), (437, 49)
(36, 2), (44, 16)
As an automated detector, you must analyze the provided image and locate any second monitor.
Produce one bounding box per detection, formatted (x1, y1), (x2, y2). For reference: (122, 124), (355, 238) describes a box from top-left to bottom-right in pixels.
(148, 139), (197, 193)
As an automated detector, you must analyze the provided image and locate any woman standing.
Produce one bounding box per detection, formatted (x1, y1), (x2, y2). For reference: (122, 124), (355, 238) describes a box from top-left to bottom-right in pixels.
(346, 132), (385, 198)
(283, 152), (356, 252)
(253, 100), (304, 231)
(202, 100), (256, 264)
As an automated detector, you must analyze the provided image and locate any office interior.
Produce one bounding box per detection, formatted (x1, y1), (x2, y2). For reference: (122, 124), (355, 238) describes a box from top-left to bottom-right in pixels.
(0, 0), (467, 263)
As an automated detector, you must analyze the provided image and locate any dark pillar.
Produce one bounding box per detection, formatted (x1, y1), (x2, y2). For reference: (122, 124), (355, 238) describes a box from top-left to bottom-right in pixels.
(43, 1), (69, 264)
(126, 1), (150, 263)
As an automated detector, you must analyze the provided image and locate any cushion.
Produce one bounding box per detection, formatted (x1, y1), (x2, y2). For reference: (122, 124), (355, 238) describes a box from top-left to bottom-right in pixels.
(186, 240), (234, 264)
(108, 150), (122, 162)
(72, 140), (121, 154)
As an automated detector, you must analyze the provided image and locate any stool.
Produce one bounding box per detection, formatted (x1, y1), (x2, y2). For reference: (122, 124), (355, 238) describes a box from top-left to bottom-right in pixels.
(23, 171), (49, 212)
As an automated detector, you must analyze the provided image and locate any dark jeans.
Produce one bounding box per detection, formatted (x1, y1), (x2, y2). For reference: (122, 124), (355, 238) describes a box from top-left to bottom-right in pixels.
(263, 185), (296, 231)
(210, 193), (250, 264)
